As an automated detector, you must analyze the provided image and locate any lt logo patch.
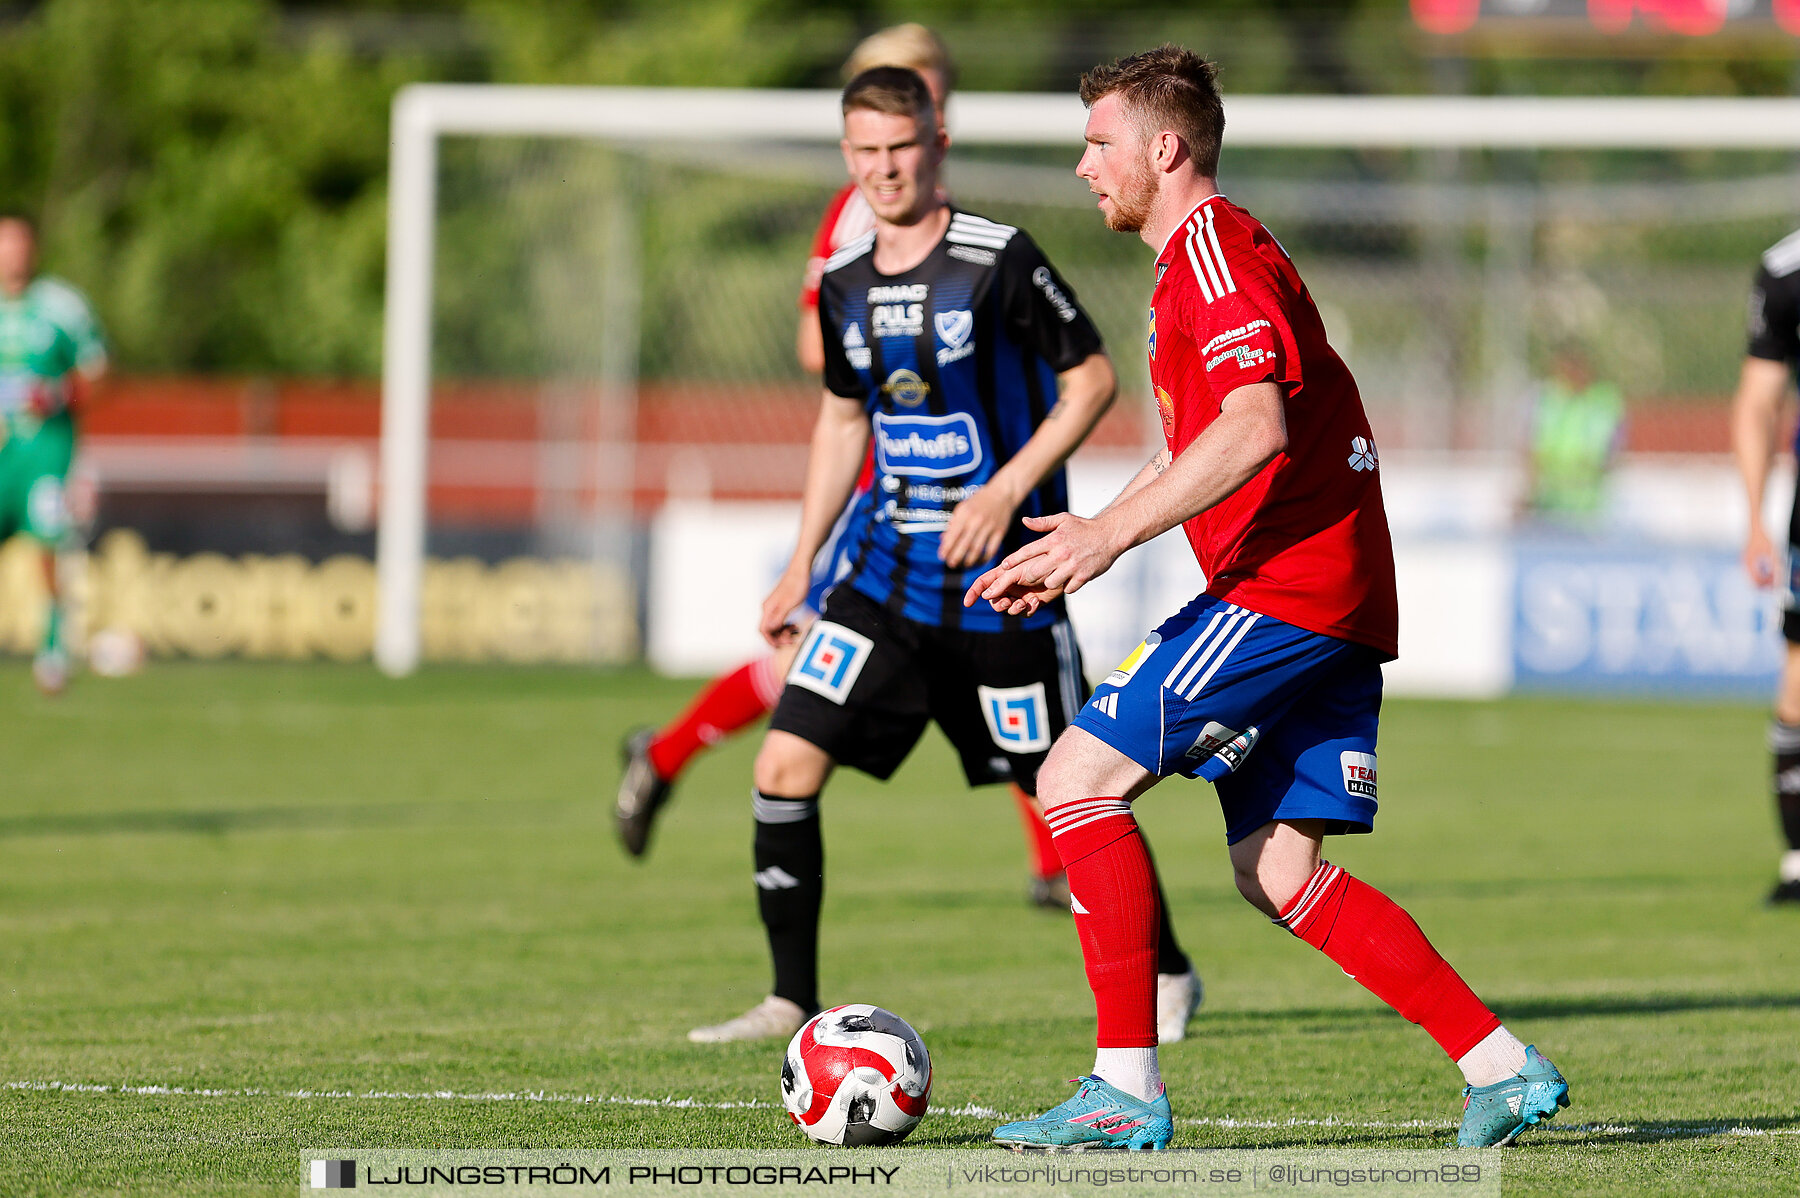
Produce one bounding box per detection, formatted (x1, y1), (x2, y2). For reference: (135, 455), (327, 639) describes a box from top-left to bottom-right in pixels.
(788, 621), (874, 705)
(978, 682), (1052, 753)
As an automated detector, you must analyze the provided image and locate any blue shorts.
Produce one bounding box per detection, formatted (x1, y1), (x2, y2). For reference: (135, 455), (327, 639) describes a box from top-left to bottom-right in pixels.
(1069, 594), (1384, 845)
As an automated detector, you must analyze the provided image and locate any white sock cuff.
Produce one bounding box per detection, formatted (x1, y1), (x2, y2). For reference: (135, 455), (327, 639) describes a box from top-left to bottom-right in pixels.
(752, 790), (818, 824)
(1044, 798), (1134, 839)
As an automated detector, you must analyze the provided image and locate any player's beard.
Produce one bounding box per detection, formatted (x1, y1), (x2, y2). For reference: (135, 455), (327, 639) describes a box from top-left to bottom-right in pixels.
(1103, 152), (1158, 234)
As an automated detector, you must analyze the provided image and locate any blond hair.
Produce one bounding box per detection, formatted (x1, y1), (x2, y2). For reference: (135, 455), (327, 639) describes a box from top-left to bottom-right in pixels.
(843, 23), (954, 89)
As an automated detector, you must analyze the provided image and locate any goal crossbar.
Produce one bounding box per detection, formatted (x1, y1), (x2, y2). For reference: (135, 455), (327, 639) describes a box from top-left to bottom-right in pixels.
(378, 86), (1800, 675)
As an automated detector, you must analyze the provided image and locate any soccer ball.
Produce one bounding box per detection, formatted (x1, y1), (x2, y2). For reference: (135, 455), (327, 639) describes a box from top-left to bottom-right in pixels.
(780, 1004), (932, 1146)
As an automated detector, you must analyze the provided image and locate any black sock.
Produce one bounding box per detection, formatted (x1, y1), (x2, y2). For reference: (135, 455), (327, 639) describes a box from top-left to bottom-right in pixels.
(753, 790), (823, 1012)
(1774, 721), (1800, 852)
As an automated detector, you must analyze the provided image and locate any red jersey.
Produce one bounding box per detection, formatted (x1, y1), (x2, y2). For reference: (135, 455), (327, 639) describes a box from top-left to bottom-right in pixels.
(799, 183), (877, 311)
(1150, 196), (1398, 659)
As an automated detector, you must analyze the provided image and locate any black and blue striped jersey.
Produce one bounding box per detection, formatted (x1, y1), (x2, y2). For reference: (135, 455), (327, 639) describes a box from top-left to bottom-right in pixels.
(1749, 228), (1800, 453)
(818, 209), (1105, 631)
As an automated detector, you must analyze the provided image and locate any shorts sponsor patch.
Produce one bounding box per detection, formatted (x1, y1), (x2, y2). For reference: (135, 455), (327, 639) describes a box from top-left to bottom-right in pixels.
(787, 620), (874, 705)
(1341, 751), (1378, 798)
(978, 682), (1052, 753)
(1104, 632), (1161, 687)
(1185, 721), (1259, 773)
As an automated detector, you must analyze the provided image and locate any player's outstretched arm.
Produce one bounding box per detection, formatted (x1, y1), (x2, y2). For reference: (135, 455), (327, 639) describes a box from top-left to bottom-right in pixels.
(964, 380), (1286, 615)
(762, 390), (870, 645)
(1732, 355), (1794, 589)
(938, 352), (1117, 568)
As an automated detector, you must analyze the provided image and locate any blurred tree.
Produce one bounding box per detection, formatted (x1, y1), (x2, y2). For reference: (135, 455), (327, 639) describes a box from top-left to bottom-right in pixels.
(0, 0), (1786, 377)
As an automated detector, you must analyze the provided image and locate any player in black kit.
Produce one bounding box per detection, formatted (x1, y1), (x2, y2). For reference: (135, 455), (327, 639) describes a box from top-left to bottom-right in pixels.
(1733, 227), (1800, 905)
(687, 67), (1204, 1042)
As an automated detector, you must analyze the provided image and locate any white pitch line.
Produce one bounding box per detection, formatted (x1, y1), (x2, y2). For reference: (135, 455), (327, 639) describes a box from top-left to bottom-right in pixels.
(8, 1081), (1796, 1140)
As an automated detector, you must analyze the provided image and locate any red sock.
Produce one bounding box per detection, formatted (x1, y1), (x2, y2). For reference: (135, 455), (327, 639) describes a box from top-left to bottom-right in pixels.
(1012, 786), (1062, 880)
(647, 656), (784, 781)
(1277, 862), (1501, 1060)
(1045, 798), (1160, 1049)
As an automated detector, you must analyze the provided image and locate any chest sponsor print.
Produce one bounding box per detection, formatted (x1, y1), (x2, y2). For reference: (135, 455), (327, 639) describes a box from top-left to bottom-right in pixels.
(873, 411), (983, 479)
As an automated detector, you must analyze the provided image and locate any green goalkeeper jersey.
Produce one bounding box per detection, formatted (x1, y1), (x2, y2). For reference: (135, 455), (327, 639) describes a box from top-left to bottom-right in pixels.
(0, 276), (107, 443)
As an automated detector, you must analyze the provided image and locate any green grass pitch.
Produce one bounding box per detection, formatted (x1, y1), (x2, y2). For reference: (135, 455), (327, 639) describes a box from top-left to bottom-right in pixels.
(2, 663), (1797, 1195)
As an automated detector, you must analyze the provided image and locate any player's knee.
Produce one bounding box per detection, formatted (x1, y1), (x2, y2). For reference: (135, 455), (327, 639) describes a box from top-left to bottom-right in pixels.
(753, 733), (829, 796)
(1231, 860), (1283, 917)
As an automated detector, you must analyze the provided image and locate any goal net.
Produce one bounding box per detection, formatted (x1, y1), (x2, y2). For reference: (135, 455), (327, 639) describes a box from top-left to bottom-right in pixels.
(379, 88), (1800, 693)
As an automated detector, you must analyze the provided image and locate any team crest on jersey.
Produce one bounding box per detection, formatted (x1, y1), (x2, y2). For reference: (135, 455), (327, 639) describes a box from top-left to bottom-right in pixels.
(873, 411), (982, 479)
(1341, 751), (1377, 798)
(979, 682), (1052, 753)
(1105, 632), (1161, 687)
(787, 621), (874, 705)
(934, 309), (975, 366)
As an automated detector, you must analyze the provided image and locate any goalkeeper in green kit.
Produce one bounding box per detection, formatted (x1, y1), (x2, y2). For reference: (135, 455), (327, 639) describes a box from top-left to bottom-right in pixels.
(0, 214), (107, 694)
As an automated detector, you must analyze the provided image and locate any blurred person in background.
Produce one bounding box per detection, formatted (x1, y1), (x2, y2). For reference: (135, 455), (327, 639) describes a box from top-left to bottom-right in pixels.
(1732, 227), (1800, 906)
(0, 213), (107, 695)
(617, 24), (1080, 913)
(1522, 344), (1623, 528)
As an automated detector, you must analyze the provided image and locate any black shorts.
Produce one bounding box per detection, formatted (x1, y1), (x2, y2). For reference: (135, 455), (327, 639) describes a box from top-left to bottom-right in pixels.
(768, 585), (1088, 793)
(1786, 493), (1800, 644)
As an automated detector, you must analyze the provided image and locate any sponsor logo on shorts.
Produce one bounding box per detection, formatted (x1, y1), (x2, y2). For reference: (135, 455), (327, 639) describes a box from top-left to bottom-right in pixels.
(979, 682), (1052, 753)
(1032, 267), (1079, 324)
(1104, 632), (1161, 687)
(1187, 721), (1237, 755)
(787, 621), (874, 705)
(1348, 436), (1379, 473)
(873, 411), (982, 479)
(1341, 751), (1378, 798)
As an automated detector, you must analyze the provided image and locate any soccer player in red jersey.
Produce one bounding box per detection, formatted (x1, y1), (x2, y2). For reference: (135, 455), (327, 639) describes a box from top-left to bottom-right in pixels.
(969, 47), (1570, 1150)
(617, 26), (1083, 920)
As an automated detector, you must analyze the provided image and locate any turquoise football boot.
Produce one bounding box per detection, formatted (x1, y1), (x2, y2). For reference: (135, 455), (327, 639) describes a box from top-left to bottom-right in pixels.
(1456, 1046), (1570, 1147)
(993, 1076), (1173, 1151)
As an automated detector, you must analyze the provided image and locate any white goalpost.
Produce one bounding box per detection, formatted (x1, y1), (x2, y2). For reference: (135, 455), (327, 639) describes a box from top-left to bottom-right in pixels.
(378, 86), (1800, 677)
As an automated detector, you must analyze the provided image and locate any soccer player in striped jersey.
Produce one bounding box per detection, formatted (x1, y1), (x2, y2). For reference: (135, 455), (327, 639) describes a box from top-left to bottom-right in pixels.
(969, 47), (1569, 1150)
(617, 25), (1093, 924)
(1732, 225), (1800, 905)
(688, 65), (1207, 1045)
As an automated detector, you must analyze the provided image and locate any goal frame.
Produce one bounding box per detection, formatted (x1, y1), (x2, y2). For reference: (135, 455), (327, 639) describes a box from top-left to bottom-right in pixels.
(379, 85), (1800, 676)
